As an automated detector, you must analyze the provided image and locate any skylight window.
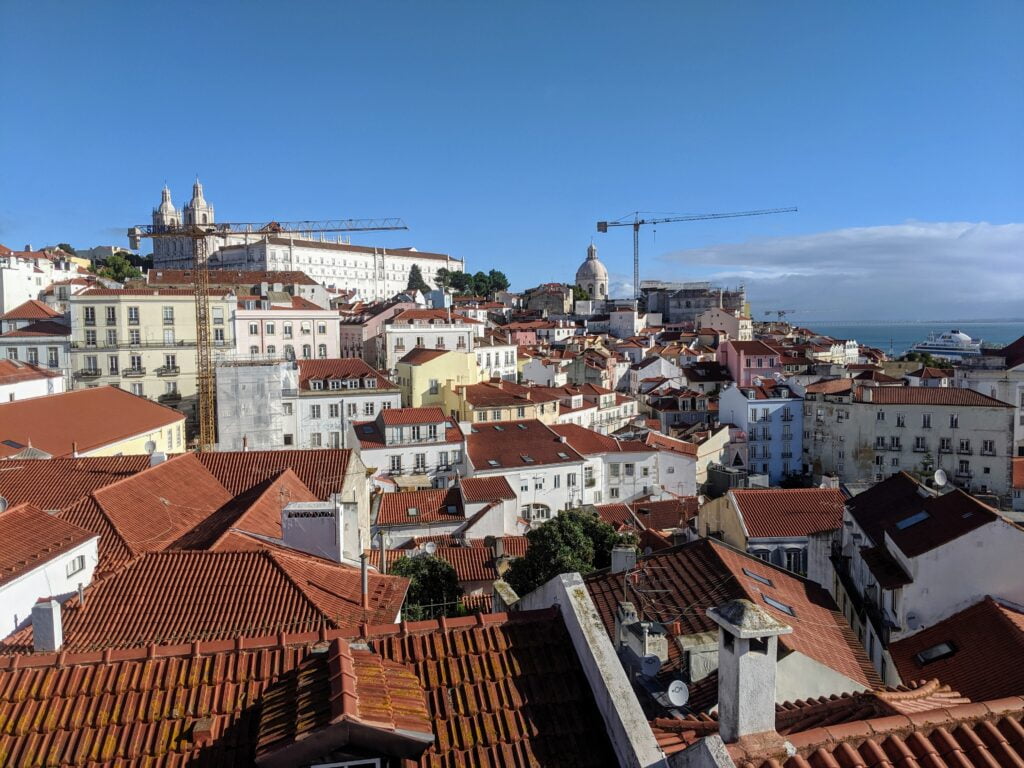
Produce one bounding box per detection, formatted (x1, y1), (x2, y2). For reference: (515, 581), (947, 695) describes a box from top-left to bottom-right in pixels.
(762, 595), (795, 616)
(487, 459), (500, 467)
(743, 568), (773, 587)
(517, 424), (527, 430)
(406, 507), (419, 517)
(915, 642), (956, 665)
(360, 426), (373, 434)
(557, 452), (570, 459)
(895, 510), (930, 530)
(446, 505), (458, 515)
(521, 455), (535, 463)
(494, 425), (505, 431)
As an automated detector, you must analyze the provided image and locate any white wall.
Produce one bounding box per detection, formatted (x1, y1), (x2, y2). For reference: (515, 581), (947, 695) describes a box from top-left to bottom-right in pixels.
(0, 373), (64, 402)
(1, 537), (98, 637)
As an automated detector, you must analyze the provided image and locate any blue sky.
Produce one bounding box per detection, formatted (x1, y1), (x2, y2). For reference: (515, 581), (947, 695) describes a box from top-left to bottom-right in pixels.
(1, 1), (1021, 319)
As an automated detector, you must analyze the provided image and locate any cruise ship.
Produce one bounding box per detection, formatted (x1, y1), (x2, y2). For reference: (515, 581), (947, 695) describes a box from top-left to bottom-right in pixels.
(909, 329), (983, 360)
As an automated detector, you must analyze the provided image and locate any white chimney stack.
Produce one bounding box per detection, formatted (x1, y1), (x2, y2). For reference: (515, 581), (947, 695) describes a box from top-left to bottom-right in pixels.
(32, 598), (63, 652)
(708, 599), (792, 744)
(149, 451), (167, 467)
(281, 501), (360, 564)
(610, 545), (637, 574)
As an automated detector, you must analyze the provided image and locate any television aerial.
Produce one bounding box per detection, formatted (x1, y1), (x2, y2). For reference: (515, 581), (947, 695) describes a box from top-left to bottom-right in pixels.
(667, 680), (690, 707)
(641, 654), (662, 678)
(933, 469), (948, 488)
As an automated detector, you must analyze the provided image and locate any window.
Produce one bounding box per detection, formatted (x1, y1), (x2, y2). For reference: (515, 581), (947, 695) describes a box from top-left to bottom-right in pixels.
(26, 348), (38, 364)
(329, 404), (340, 418)
(302, 344), (311, 359)
(876, 410), (885, 421)
(390, 455), (402, 473)
(129, 329), (141, 345)
(106, 329), (117, 345)
(130, 383), (143, 396)
(310, 405), (321, 419)
(610, 487), (620, 498)
(310, 380), (324, 391)
(267, 345), (276, 354)
(85, 355), (98, 371)
(785, 549), (805, 574)
(890, 457), (899, 467)
(889, 436), (901, 450)
(610, 463), (621, 478)
(85, 330), (96, 346)
(283, 434), (294, 446)
(922, 413), (931, 428)
(949, 413), (959, 428)
(363, 402), (375, 416)
(896, 413), (906, 427)
(625, 463), (635, 476)
(212, 307), (223, 325)
(516, 406), (525, 418)
(940, 437), (952, 452)
(742, 568), (773, 586)
(317, 322), (327, 334)
(914, 436), (927, 450)
(283, 322), (293, 338)
(414, 453), (426, 471)
(958, 459), (970, 475)
(347, 402), (357, 416)
(128, 306), (139, 324)
(283, 402), (293, 415)
(164, 329), (175, 345)
(214, 328), (225, 342)
(162, 307), (174, 324)
(66, 555), (86, 577)
(875, 436), (886, 449)
(310, 432), (322, 447)
(83, 306), (95, 324)
(762, 595), (795, 616)
(914, 642), (956, 665)
(982, 439), (995, 455)
(107, 355), (119, 375)
(959, 438), (971, 453)
(249, 322), (259, 335)
(47, 347), (58, 367)
(266, 322), (276, 335)
(318, 344), (327, 358)
(896, 510), (930, 530)
(492, 409), (501, 420)
(553, 474), (561, 488)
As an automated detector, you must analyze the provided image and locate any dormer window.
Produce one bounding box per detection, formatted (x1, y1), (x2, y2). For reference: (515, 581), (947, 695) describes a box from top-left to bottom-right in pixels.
(915, 641), (956, 665)
(364, 377), (376, 388)
(310, 379), (324, 390)
(329, 379), (342, 390)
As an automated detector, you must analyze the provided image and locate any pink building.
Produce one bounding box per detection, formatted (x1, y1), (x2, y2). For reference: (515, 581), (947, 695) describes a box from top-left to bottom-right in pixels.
(717, 339), (782, 387)
(338, 300), (418, 363)
(235, 295), (340, 360)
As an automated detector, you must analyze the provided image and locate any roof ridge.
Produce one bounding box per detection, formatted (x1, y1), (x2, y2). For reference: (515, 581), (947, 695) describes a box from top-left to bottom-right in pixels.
(265, 548), (364, 629)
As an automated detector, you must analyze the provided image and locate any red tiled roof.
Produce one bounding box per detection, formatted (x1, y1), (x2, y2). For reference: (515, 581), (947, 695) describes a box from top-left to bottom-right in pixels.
(804, 378), (855, 395)
(0, 358), (62, 385)
(0, 455), (150, 511)
(369, 546), (497, 583)
(0, 319), (70, 337)
(550, 423), (654, 455)
(0, 503), (96, 586)
(397, 347), (450, 364)
(377, 488), (464, 527)
(458, 380), (560, 407)
(262, 236), (459, 263)
(0, 299), (61, 320)
(388, 308), (480, 324)
(724, 340), (778, 356)
(644, 430), (699, 456)
(889, 596), (1024, 703)
(730, 488), (846, 538)
(651, 679), (972, 756)
(459, 475), (516, 503)
(197, 448), (353, 499)
(354, 418), (463, 450)
(379, 406), (446, 426)
(846, 472), (999, 558)
(296, 357), (396, 390)
(596, 498), (698, 532)
(585, 538), (879, 689)
(0, 386), (184, 459)
(858, 385), (1013, 407)
(467, 420), (585, 469)
(1, 548), (408, 653)
(76, 287), (232, 296)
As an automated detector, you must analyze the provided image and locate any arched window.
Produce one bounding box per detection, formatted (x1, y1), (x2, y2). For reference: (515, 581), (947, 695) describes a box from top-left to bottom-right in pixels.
(599, 283), (605, 295)
(249, 345), (259, 355)
(267, 345), (276, 354)
(284, 345), (295, 360)
(302, 344), (311, 359)
(521, 503), (551, 521)
(587, 283), (594, 295)
(317, 344), (327, 358)
(201, 213), (208, 224)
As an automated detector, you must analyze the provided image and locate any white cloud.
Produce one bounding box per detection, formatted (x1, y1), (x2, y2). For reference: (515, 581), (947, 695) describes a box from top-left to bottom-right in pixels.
(656, 221), (1024, 320)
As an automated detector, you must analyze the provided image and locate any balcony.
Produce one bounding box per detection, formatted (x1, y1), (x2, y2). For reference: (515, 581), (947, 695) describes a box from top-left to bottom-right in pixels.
(781, 414), (795, 422)
(957, 448), (973, 455)
(781, 452), (793, 459)
(158, 392), (181, 403)
(163, 318), (175, 325)
(155, 366), (180, 376)
(122, 367), (146, 378)
(981, 448), (996, 456)
(585, 478), (597, 488)
(83, 318), (96, 326)
(75, 368), (102, 379)
(912, 445), (928, 453)
(281, 388), (298, 397)
(955, 469), (973, 479)
(128, 318), (139, 326)
(938, 445), (953, 454)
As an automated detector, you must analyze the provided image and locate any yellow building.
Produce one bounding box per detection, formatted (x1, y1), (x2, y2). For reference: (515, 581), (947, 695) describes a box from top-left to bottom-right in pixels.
(0, 385), (186, 458)
(69, 288), (237, 432)
(441, 380), (560, 425)
(394, 347), (480, 408)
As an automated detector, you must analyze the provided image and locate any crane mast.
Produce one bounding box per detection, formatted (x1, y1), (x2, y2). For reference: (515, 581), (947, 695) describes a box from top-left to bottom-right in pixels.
(128, 217), (408, 451)
(596, 207), (797, 301)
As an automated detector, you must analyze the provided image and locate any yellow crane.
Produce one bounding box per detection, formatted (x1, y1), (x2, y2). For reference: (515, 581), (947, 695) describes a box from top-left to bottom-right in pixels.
(127, 217), (407, 450)
(596, 208), (797, 301)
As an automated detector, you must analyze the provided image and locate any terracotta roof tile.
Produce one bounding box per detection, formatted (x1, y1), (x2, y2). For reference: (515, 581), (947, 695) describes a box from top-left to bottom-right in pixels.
(0, 319), (70, 337)
(397, 347), (451, 364)
(550, 423), (655, 455)
(0, 503), (96, 586)
(858, 385), (1013, 407)
(889, 597), (1024, 703)
(596, 498), (698, 532)
(804, 378), (855, 395)
(377, 488), (464, 526)
(0, 358), (63, 385)
(296, 358), (396, 390)
(0, 299), (62, 320)
(0, 386), (184, 458)
(459, 475), (516, 503)
(585, 538), (879, 690)
(0, 455), (150, 511)
(1, 548), (408, 653)
(379, 406), (447, 426)
(467, 419), (585, 469)
(197, 448), (353, 499)
(730, 488), (846, 538)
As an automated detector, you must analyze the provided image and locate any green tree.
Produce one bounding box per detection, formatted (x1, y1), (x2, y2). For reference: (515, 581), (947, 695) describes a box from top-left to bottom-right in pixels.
(388, 554), (463, 620)
(470, 271), (491, 297)
(94, 251), (142, 283)
(449, 271), (473, 295)
(900, 351), (947, 369)
(504, 508), (635, 596)
(406, 264), (431, 294)
(434, 267), (453, 291)
(56, 242), (76, 255)
(487, 269), (510, 294)
(573, 284), (590, 302)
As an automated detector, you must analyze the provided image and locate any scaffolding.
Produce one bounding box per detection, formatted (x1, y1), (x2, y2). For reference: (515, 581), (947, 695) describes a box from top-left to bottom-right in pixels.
(215, 355), (289, 450)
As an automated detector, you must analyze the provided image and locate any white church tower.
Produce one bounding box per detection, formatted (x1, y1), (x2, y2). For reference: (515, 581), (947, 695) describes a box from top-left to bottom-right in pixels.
(151, 178), (217, 268)
(183, 177), (215, 227)
(151, 185), (182, 264)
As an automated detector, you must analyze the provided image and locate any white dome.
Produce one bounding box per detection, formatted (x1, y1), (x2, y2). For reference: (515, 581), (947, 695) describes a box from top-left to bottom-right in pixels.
(575, 243), (609, 300)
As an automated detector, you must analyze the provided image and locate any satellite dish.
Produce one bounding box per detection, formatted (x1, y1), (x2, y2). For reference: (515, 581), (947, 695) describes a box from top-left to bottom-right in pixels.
(667, 680), (690, 707)
(422, 541), (438, 556)
(0, 495), (8, 514)
(933, 469), (947, 488)
(641, 654), (662, 678)
(144, 440), (157, 455)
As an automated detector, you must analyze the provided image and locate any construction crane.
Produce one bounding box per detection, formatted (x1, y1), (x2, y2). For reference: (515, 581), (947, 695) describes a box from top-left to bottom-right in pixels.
(764, 309), (796, 322)
(596, 207), (797, 301)
(127, 217), (407, 451)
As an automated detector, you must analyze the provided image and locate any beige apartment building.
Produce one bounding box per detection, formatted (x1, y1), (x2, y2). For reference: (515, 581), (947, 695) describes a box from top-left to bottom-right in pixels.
(69, 288), (236, 432)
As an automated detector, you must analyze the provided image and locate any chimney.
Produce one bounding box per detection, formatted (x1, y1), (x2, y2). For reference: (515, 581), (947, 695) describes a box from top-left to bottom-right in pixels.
(32, 598), (63, 652)
(610, 545), (637, 574)
(359, 530), (369, 610)
(242, 435), (249, 451)
(860, 386), (873, 403)
(494, 537), (504, 558)
(708, 599), (792, 744)
(71, 441), (79, 458)
(149, 451), (167, 467)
